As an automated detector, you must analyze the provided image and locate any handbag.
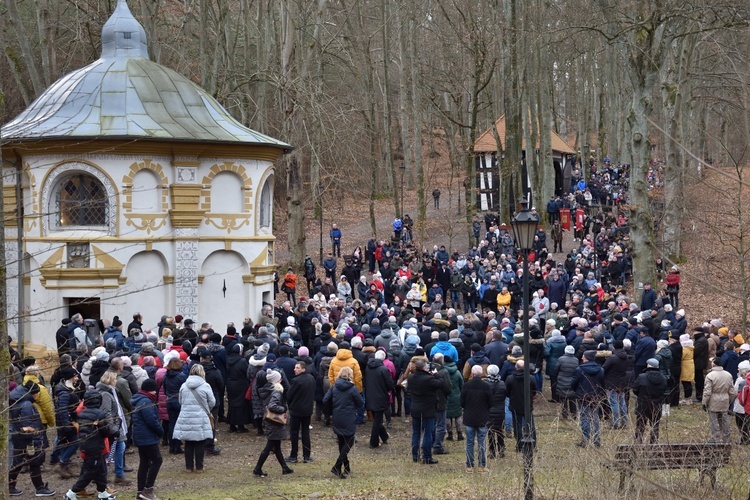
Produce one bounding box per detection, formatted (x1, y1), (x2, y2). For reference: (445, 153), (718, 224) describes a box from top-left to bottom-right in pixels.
(265, 407), (288, 425)
(189, 387), (216, 431)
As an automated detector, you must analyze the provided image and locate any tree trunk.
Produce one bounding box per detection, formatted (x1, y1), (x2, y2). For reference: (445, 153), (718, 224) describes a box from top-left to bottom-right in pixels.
(408, 9), (426, 244)
(0, 93), (9, 499)
(661, 34), (695, 260)
(381, 0), (399, 217)
(503, 0), (523, 219)
(627, 82), (657, 296)
(6, 0), (45, 97)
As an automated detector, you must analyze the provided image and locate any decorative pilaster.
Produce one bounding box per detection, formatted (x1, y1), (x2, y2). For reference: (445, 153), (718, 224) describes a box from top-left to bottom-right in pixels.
(175, 227), (199, 318)
(5, 227), (19, 337)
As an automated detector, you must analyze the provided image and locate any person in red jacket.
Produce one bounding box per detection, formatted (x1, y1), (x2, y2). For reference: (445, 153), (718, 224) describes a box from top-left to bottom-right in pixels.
(665, 265), (681, 308)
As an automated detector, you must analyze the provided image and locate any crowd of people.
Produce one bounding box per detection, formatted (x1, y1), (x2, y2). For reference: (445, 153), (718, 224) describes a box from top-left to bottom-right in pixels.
(7, 160), (750, 498)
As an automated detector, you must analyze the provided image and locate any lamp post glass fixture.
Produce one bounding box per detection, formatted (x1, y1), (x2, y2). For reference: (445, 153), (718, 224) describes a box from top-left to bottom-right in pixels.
(511, 198), (539, 500)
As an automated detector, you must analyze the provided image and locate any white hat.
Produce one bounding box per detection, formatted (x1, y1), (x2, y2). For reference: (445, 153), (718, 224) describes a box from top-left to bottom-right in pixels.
(676, 309), (685, 317)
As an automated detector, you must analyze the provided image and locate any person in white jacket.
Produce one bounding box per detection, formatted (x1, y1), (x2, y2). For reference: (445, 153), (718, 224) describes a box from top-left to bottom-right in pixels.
(172, 365), (215, 472)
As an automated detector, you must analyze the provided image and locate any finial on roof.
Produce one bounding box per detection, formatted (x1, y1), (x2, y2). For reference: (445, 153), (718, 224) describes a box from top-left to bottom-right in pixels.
(101, 0), (149, 59)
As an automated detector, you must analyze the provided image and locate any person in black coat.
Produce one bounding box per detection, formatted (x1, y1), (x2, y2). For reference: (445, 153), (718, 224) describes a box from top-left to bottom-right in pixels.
(56, 318), (72, 357)
(323, 367), (364, 478)
(602, 341), (632, 429)
(199, 350), (224, 455)
(668, 337), (683, 407)
(485, 364), (507, 458)
(693, 328), (710, 401)
(406, 358), (445, 464)
(226, 344), (251, 432)
(632, 358), (667, 444)
(460, 365), (493, 471)
(365, 351), (395, 449)
(286, 362), (316, 463)
(505, 360), (537, 452)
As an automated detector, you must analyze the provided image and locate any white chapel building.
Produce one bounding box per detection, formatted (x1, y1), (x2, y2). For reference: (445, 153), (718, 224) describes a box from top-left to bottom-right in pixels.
(1, 0), (290, 354)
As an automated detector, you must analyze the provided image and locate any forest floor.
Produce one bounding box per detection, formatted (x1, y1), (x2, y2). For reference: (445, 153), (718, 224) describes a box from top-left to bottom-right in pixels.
(30, 382), (749, 499)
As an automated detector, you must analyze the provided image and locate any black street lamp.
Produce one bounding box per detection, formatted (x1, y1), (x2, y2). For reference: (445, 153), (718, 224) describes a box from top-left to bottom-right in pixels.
(511, 197), (539, 500)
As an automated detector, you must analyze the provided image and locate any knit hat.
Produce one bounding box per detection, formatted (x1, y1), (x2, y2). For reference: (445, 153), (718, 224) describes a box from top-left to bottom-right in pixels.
(351, 337), (363, 348)
(266, 353), (276, 362)
(298, 346), (310, 357)
(266, 369), (282, 384)
(327, 342), (339, 354)
(257, 343), (270, 357)
(96, 351), (110, 362)
(512, 345), (523, 356)
(487, 364), (500, 376)
(564, 345), (575, 355)
(164, 350), (180, 367)
(287, 316), (296, 325)
(661, 320), (671, 327)
(121, 356), (132, 367)
(59, 366), (78, 381)
(406, 335), (419, 346)
(646, 358), (659, 369)
(710, 319), (723, 329)
(741, 344), (750, 353)
(375, 350), (386, 361)
(583, 350), (597, 361)
(141, 379), (158, 392)
(657, 340), (669, 349)
(664, 304), (672, 312)
(676, 309), (685, 317)
(142, 356), (156, 367)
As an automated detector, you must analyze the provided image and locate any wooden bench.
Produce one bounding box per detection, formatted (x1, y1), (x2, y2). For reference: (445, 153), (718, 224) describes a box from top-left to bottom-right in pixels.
(610, 443), (732, 489)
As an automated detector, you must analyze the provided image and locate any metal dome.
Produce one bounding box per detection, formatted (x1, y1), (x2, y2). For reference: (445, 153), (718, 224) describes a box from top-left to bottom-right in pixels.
(1, 0), (290, 150)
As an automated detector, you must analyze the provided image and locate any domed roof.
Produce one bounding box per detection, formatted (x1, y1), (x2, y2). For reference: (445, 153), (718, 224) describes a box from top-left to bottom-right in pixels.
(1, 0), (290, 151)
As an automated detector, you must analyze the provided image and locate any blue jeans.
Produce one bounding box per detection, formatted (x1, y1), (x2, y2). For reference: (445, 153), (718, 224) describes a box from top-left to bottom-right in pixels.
(433, 410), (446, 452)
(608, 390), (627, 428)
(411, 415), (435, 461)
(51, 431), (79, 465)
(465, 425), (488, 468)
(533, 372), (543, 395)
(504, 399), (513, 432)
(450, 290), (461, 308)
(114, 438), (126, 478)
(464, 297), (476, 313)
(578, 403), (600, 446)
(356, 392), (365, 424)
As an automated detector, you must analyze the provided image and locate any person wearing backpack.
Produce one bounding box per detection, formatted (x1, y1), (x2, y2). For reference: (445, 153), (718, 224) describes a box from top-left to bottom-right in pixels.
(64, 390), (113, 500)
(9, 382), (56, 497)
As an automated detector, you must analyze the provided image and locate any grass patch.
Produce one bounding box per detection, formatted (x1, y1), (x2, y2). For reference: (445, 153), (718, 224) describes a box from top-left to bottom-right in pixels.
(148, 398), (749, 499)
